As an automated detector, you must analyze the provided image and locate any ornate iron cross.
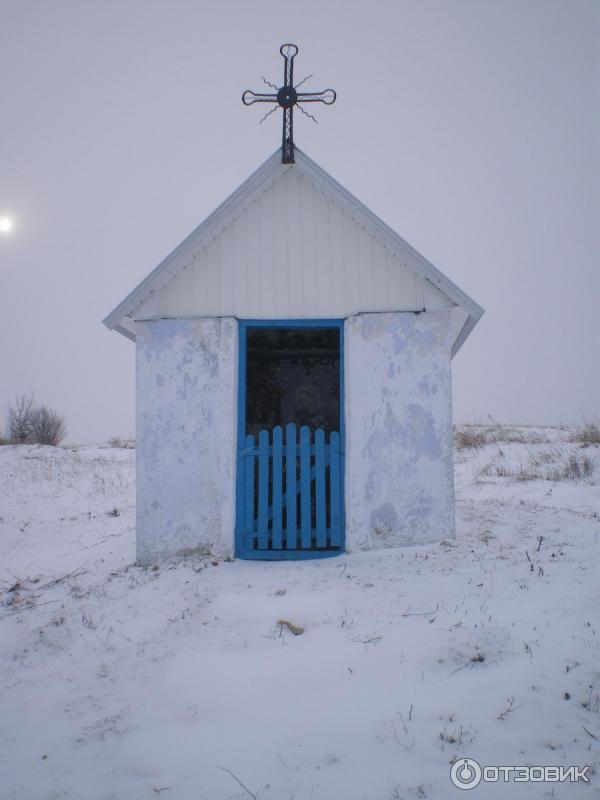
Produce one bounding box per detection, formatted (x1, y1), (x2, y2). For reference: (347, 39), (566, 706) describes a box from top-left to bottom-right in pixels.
(242, 44), (336, 165)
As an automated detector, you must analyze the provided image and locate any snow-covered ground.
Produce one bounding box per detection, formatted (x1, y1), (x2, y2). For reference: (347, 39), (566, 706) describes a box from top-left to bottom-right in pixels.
(1, 428), (599, 800)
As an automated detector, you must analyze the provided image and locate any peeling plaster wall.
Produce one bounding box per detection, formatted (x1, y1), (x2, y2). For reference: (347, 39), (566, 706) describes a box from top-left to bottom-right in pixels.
(345, 311), (455, 550)
(135, 317), (237, 564)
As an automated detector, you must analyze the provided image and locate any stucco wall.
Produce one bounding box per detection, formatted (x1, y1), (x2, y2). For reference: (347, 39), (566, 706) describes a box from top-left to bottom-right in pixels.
(135, 317), (237, 564)
(344, 311), (455, 550)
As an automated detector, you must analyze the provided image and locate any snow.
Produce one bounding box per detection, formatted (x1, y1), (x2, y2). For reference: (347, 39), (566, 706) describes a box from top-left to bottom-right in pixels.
(1, 431), (599, 799)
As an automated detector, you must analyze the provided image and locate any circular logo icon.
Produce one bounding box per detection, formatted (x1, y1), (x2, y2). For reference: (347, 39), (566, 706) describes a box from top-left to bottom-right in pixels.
(450, 758), (482, 790)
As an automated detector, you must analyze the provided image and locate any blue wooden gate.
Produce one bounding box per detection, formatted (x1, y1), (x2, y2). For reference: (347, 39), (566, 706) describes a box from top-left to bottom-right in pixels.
(235, 319), (345, 560)
(237, 423), (343, 558)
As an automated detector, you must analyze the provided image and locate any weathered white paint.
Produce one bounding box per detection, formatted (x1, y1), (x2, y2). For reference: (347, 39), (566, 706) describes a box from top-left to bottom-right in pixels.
(104, 149), (483, 356)
(136, 317), (237, 564)
(344, 311), (455, 550)
(133, 168), (452, 323)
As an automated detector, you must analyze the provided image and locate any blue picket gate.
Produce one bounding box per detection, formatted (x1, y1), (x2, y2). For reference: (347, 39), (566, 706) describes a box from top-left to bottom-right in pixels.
(237, 423), (343, 557)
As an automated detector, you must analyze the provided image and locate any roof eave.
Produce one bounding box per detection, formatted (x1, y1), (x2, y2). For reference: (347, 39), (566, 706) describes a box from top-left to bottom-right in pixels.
(451, 309), (484, 358)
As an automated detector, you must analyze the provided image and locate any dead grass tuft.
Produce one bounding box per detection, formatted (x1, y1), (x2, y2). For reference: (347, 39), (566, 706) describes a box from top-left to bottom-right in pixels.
(454, 428), (488, 449)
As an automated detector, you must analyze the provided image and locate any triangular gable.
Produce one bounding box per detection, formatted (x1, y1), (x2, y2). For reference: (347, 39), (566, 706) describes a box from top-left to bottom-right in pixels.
(103, 148), (483, 356)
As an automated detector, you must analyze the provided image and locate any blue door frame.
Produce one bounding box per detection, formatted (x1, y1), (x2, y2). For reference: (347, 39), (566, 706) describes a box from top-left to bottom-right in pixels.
(235, 319), (345, 560)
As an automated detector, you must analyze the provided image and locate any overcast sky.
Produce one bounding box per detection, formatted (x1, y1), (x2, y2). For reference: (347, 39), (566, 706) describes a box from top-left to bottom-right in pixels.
(1, 0), (598, 443)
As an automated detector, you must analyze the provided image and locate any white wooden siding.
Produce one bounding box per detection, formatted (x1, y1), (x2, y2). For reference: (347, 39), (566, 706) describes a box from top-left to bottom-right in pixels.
(133, 168), (453, 322)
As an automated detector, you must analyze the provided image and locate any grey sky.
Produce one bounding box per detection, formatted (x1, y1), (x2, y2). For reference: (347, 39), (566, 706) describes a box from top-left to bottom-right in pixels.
(1, 0), (598, 443)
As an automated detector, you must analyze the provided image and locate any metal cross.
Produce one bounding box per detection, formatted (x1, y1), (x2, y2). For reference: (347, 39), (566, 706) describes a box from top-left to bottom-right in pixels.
(242, 44), (336, 165)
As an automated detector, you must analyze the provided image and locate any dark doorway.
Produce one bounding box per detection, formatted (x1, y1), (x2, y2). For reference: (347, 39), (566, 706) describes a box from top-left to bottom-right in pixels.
(245, 327), (340, 437)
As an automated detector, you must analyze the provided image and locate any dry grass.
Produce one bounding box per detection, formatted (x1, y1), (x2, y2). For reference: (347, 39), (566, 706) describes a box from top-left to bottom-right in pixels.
(481, 451), (597, 483)
(454, 428), (488, 449)
(570, 422), (600, 446)
(454, 424), (554, 449)
(549, 454), (596, 481)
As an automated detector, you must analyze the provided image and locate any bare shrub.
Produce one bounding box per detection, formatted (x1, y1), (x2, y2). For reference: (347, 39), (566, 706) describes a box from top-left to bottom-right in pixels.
(30, 405), (66, 446)
(7, 393), (35, 443)
(5, 394), (66, 446)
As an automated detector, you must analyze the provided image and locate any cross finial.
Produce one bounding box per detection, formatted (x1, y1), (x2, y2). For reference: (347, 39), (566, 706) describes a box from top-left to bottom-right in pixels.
(242, 44), (336, 164)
